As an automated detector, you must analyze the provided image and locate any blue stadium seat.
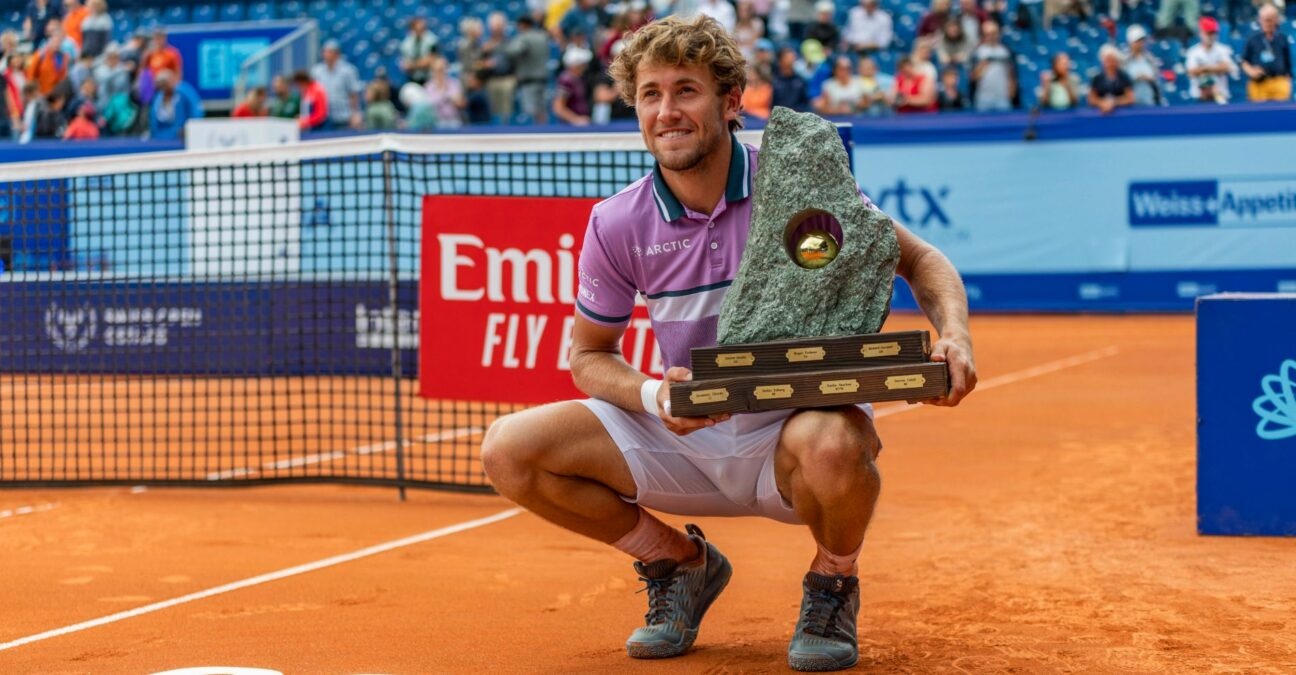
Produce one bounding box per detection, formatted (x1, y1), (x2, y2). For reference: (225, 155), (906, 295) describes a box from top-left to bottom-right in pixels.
(248, 2), (274, 20)
(220, 3), (245, 22)
(191, 4), (217, 23)
(382, 38), (401, 56)
(138, 7), (159, 24)
(363, 52), (382, 72)
(162, 6), (189, 24)
(279, 0), (305, 18)
(307, 0), (329, 16)
(438, 3), (462, 24)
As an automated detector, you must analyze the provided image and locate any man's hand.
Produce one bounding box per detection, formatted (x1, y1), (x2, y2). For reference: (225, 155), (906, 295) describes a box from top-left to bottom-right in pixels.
(657, 367), (731, 435)
(925, 334), (976, 406)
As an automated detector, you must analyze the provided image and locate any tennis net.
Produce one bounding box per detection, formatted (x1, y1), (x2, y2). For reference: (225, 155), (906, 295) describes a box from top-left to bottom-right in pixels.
(0, 131), (759, 491)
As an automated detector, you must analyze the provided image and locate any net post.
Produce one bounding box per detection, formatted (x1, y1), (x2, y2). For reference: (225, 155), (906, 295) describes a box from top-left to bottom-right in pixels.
(383, 149), (407, 502)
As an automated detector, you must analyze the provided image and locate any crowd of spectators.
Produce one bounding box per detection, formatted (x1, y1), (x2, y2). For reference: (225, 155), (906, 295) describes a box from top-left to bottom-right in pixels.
(1, 0), (1292, 143)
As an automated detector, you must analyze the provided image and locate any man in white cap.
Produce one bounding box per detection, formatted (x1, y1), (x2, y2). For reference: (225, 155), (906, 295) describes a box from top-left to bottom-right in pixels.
(1122, 24), (1163, 106)
(553, 45), (594, 125)
(309, 38), (363, 129)
(697, 0), (738, 33)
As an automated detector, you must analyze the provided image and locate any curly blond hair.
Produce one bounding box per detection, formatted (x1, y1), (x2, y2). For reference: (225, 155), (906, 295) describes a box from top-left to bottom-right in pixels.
(609, 15), (748, 131)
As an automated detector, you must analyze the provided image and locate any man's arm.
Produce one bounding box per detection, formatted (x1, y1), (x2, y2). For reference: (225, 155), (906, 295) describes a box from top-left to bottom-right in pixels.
(570, 315), (724, 434)
(892, 220), (977, 406)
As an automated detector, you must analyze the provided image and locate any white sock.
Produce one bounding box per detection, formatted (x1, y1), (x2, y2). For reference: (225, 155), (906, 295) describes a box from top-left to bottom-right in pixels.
(810, 539), (863, 577)
(611, 508), (697, 564)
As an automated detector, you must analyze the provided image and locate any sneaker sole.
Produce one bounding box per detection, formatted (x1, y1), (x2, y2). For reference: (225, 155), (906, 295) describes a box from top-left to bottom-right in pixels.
(625, 553), (733, 659)
(787, 651), (859, 672)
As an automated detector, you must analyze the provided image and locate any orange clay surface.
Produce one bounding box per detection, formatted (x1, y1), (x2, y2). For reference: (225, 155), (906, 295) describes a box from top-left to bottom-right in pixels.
(2, 314), (1295, 674)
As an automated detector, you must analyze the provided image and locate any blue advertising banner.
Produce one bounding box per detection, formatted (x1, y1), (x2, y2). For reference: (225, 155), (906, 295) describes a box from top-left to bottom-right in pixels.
(1197, 293), (1296, 536)
(164, 21), (303, 104)
(0, 281), (418, 376)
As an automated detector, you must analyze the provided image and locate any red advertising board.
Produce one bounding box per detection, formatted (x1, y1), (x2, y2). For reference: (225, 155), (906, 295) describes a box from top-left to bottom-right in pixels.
(419, 196), (660, 404)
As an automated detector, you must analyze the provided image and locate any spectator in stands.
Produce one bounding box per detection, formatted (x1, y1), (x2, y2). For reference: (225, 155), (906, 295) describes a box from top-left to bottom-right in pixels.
(507, 14), (552, 124)
(23, 0), (63, 47)
(25, 27), (69, 96)
(67, 73), (95, 122)
(464, 71), (493, 125)
(1088, 44), (1135, 113)
(68, 53), (92, 90)
(807, 1), (843, 51)
(894, 55), (939, 111)
(1044, 0), (1091, 31)
(47, 21), (80, 61)
(919, 0), (952, 38)
(814, 55), (864, 114)
(1038, 52), (1080, 109)
(1016, 0), (1044, 35)
(936, 17), (975, 66)
(311, 39), (363, 129)
(592, 42), (636, 124)
(232, 86), (267, 117)
(733, 0), (766, 60)
(783, 0), (816, 41)
(1185, 17), (1238, 103)
(424, 55), (466, 128)
(458, 17), (487, 83)
(741, 63), (773, 118)
(364, 80), (398, 129)
(79, 0), (110, 59)
(119, 28), (145, 66)
(938, 65), (967, 109)
(62, 0), (87, 49)
(20, 81), (68, 141)
(1155, 0), (1198, 42)
(553, 45), (592, 125)
(601, 2), (650, 62)
(857, 55), (893, 114)
(559, 0), (604, 47)
(293, 70), (328, 130)
(268, 74), (300, 119)
(752, 38), (776, 71)
(771, 45), (811, 110)
(149, 69), (201, 140)
(1122, 24), (1163, 106)
(1241, 4), (1291, 103)
(956, 0), (987, 42)
(698, 0), (738, 33)
(912, 36), (939, 82)
(62, 101), (98, 139)
(1, 29), (19, 61)
(970, 20), (1016, 111)
(399, 18), (438, 87)
(0, 64), (16, 139)
(482, 12), (517, 123)
(845, 0), (893, 55)
(144, 28), (182, 80)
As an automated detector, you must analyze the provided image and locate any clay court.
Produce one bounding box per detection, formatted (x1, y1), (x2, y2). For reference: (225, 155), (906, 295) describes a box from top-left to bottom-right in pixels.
(3, 313), (1294, 674)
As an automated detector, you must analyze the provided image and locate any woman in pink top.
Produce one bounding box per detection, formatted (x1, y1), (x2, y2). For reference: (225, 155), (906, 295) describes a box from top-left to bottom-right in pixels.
(423, 55), (465, 129)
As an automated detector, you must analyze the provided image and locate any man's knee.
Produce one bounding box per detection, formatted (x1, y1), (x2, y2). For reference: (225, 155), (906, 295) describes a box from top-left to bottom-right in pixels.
(480, 413), (544, 490)
(780, 409), (881, 479)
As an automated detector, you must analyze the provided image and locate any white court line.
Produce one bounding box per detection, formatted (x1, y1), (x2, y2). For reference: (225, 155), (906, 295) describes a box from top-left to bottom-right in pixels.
(0, 503), (57, 519)
(873, 345), (1121, 419)
(0, 506), (523, 653)
(204, 426), (484, 481)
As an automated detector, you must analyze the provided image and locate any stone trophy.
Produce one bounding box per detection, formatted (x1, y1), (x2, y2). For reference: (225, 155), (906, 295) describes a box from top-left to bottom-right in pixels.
(670, 107), (949, 416)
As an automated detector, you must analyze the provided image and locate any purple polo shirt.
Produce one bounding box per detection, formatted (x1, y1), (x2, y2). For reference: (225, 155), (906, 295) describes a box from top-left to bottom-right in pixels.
(576, 133), (875, 371)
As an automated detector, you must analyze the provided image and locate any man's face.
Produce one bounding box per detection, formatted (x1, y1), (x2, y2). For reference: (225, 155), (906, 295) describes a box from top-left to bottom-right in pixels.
(324, 47), (339, 64)
(1260, 8), (1278, 33)
(981, 21), (999, 43)
(152, 33), (166, 49)
(635, 61), (739, 174)
(1200, 27), (1216, 46)
(412, 19), (426, 34)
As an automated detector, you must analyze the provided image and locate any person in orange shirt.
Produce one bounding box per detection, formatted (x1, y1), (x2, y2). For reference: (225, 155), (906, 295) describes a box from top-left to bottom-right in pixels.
(741, 63), (773, 119)
(62, 0), (89, 49)
(63, 101), (100, 139)
(25, 31), (69, 95)
(144, 27), (183, 79)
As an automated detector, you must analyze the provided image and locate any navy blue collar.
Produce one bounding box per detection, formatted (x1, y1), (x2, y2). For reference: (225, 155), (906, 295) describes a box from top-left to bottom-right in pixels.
(650, 133), (752, 222)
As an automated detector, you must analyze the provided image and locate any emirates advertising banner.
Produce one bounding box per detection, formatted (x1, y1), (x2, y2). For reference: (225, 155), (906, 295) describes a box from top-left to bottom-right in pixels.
(419, 196), (661, 404)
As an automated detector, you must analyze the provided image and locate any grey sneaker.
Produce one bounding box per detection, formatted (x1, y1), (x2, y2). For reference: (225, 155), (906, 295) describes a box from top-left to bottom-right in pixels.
(625, 524), (732, 659)
(787, 572), (861, 671)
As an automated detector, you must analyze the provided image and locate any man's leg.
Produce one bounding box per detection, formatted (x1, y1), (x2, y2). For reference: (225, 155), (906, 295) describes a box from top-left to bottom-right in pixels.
(482, 401), (732, 659)
(774, 406), (881, 672)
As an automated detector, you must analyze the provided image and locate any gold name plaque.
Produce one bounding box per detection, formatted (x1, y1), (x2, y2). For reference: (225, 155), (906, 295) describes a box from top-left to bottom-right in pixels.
(860, 342), (902, 358)
(754, 384), (794, 400)
(819, 379), (861, 395)
(786, 347), (826, 363)
(715, 352), (756, 368)
(884, 374), (926, 390)
(689, 388), (731, 404)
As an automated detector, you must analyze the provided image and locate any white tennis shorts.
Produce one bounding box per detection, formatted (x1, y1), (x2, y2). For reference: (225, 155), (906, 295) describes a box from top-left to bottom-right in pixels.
(577, 399), (874, 525)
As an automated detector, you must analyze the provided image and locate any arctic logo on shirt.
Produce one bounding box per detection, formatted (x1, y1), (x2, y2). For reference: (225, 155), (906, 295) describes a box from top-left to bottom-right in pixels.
(631, 239), (691, 258)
